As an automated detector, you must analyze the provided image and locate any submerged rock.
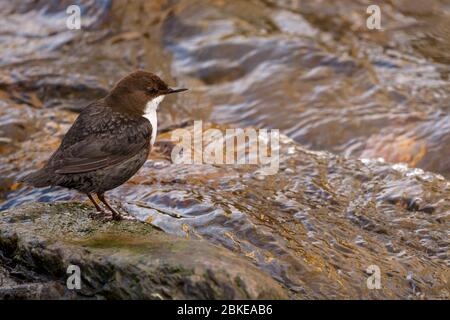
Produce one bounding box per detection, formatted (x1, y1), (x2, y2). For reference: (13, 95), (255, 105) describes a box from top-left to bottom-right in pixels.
(0, 202), (288, 299)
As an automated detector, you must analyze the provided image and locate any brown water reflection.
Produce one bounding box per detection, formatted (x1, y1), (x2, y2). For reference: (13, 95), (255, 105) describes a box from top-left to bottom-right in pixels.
(0, 0), (449, 299)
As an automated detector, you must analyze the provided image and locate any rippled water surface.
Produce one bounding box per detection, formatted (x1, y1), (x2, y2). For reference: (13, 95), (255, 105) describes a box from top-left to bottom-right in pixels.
(0, 1), (449, 299)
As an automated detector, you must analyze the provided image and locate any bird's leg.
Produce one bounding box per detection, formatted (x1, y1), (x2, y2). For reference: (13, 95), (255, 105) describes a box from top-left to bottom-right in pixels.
(97, 193), (122, 221)
(86, 193), (106, 215)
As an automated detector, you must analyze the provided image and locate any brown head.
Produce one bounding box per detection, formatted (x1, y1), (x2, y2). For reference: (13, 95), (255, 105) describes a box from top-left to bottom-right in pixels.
(105, 70), (187, 116)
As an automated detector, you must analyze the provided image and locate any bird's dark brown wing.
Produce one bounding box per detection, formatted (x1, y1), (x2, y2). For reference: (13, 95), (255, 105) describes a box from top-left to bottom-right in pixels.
(48, 103), (152, 174)
(53, 134), (149, 174)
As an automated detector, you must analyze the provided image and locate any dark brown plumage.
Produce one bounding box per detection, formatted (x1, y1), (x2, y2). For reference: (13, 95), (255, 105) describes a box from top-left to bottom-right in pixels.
(22, 70), (187, 220)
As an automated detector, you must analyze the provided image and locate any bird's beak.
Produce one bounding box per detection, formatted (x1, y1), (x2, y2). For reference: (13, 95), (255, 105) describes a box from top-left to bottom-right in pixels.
(166, 88), (188, 95)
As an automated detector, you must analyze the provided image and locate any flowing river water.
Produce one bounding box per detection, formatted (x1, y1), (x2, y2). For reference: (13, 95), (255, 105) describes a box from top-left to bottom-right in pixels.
(0, 0), (449, 298)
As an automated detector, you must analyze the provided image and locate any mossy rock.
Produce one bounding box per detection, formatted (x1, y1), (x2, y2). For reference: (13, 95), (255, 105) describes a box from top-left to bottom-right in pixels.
(0, 202), (288, 299)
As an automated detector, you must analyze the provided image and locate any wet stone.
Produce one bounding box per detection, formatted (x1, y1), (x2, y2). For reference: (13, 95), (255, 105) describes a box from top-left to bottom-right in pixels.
(0, 202), (289, 300)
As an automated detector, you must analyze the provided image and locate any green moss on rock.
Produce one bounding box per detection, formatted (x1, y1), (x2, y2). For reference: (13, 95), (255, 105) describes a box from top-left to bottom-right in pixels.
(0, 202), (289, 299)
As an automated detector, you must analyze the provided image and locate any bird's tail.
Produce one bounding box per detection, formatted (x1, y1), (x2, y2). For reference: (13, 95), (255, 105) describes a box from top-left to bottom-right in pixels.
(20, 168), (53, 188)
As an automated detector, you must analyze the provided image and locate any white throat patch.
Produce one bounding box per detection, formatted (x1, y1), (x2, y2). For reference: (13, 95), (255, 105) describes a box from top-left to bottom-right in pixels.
(144, 95), (165, 146)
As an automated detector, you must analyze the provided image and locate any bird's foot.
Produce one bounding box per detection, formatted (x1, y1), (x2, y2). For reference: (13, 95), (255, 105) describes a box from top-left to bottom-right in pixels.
(110, 207), (136, 221)
(88, 207), (111, 219)
(97, 193), (136, 222)
(86, 193), (110, 219)
(111, 211), (122, 221)
(90, 211), (124, 222)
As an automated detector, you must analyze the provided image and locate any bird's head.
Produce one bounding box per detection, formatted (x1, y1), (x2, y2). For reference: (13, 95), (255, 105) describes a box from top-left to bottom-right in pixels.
(106, 70), (187, 116)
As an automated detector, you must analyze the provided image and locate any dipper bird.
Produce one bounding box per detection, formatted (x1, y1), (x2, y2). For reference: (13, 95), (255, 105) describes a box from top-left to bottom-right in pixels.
(21, 70), (187, 220)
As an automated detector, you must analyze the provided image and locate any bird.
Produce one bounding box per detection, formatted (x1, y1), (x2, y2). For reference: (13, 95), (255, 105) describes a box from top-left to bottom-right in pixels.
(21, 70), (188, 220)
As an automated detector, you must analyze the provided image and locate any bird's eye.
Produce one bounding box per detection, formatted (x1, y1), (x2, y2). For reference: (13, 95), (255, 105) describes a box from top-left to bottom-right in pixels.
(146, 87), (157, 94)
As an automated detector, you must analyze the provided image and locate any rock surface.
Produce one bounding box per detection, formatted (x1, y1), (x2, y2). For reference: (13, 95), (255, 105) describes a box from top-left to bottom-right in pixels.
(0, 202), (288, 299)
